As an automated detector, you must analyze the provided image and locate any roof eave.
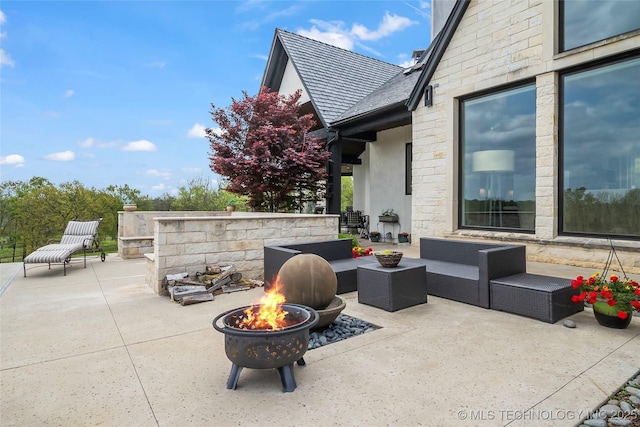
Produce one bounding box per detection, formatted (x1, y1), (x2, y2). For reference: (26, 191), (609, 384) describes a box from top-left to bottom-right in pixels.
(330, 101), (408, 128)
(406, 0), (471, 111)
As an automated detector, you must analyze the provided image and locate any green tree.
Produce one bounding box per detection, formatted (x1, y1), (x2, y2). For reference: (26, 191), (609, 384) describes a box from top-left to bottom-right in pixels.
(341, 176), (354, 211)
(170, 177), (246, 211)
(207, 87), (330, 212)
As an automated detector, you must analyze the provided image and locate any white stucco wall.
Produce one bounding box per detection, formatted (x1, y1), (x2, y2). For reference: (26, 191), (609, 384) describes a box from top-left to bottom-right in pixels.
(411, 0), (640, 271)
(356, 125), (413, 237)
(278, 59), (310, 104)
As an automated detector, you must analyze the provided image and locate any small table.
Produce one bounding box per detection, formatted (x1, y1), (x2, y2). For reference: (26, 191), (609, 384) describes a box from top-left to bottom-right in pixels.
(357, 262), (427, 312)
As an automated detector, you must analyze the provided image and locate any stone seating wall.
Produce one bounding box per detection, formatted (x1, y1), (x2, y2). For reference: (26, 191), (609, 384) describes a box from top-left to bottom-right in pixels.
(133, 212), (339, 295)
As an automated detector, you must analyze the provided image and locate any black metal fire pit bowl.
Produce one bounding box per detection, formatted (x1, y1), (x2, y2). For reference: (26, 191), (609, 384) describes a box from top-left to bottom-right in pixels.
(213, 303), (319, 392)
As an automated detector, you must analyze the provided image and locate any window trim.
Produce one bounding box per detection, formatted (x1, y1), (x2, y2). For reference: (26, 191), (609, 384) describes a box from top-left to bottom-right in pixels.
(558, 51), (640, 240)
(458, 80), (537, 233)
(559, 0), (640, 53)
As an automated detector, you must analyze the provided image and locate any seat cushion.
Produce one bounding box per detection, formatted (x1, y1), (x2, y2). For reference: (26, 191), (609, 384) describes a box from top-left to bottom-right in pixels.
(23, 245), (78, 263)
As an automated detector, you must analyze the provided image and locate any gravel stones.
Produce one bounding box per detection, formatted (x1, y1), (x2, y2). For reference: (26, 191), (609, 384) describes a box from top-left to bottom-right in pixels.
(579, 373), (640, 427)
(308, 314), (379, 349)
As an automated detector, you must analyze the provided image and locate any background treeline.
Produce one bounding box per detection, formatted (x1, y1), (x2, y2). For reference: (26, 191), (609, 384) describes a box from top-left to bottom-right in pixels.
(0, 176), (240, 262)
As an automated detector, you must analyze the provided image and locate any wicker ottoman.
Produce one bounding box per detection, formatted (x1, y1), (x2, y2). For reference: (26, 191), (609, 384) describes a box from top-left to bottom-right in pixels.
(489, 273), (583, 323)
(357, 263), (427, 312)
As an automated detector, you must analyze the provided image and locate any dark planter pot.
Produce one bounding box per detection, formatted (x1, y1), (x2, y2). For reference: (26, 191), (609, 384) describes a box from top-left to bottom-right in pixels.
(370, 235), (380, 242)
(592, 302), (632, 329)
(398, 235), (409, 243)
(378, 215), (398, 223)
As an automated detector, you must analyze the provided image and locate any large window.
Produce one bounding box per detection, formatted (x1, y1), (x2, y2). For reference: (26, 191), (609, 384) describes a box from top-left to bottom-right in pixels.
(560, 0), (640, 52)
(460, 84), (536, 231)
(560, 55), (640, 238)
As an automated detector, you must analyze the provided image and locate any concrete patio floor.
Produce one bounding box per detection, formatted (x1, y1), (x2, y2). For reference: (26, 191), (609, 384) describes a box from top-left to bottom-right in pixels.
(1, 244), (639, 427)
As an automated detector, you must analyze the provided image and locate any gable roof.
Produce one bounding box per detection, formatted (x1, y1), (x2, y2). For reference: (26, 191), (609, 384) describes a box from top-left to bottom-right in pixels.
(406, 0), (470, 111)
(261, 29), (402, 127)
(330, 38), (439, 127)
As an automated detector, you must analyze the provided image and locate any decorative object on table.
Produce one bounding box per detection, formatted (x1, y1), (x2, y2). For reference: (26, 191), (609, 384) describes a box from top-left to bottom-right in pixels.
(369, 231), (381, 242)
(570, 242), (640, 329)
(378, 208), (398, 222)
(374, 250), (403, 268)
(123, 201), (137, 212)
(398, 231), (409, 243)
(352, 246), (373, 258)
(276, 253), (345, 329)
(226, 199), (236, 212)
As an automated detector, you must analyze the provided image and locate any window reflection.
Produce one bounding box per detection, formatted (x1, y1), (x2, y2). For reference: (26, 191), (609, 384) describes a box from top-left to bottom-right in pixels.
(561, 0), (640, 51)
(561, 56), (640, 236)
(460, 84), (536, 230)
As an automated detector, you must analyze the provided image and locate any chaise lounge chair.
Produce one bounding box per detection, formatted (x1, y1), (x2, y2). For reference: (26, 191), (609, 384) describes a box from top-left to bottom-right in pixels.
(23, 219), (106, 277)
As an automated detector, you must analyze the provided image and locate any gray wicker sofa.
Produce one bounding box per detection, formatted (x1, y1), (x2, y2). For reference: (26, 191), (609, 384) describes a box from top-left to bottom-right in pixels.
(418, 237), (527, 308)
(263, 239), (376, 294)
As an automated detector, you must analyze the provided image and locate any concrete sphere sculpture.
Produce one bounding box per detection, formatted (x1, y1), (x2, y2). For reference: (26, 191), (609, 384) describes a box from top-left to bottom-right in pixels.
(277, 254), (337, 310)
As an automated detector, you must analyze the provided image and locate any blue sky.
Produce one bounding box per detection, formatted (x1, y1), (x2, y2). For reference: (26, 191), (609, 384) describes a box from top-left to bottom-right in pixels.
(1, 1), (432, 197)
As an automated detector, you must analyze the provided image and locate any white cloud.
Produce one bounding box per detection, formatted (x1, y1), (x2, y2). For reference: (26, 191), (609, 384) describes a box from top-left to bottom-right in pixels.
(187, 123), (207, 138)
(0, 11), (6, 40)
(298, 21), (353, 50)
(79, 137), (95, 148)
(145, 169), (171, 180)
(78, 137), (118, 148)
(1, 49), (15, 67)
(0, 154), (25, 167)
(210, 126), (224, 137)
(63, 89), (74, 98)
(45, 150), (75, 161)
(351, 13), (416, 41)
(297, 12), (417, 53)
(122, 140), (157, 152)
(151, 182), (168, 192)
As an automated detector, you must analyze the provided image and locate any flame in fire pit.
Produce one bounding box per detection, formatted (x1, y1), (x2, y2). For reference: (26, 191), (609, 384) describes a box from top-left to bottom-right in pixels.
(238, 278), (290, 330)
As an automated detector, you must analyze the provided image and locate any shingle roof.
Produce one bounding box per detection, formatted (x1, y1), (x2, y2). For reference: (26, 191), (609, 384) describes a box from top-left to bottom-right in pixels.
(267, 29), (403, 126)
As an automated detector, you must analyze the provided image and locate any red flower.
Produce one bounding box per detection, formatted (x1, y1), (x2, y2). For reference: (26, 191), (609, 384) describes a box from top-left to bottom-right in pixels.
(571, 295), (580, 303)
(610, 275), (619, 282)
(617, 311), (628, 320)
(632, 300), (640, 310)
(571, 279), (582, 288)
(607, 299), (617, 306)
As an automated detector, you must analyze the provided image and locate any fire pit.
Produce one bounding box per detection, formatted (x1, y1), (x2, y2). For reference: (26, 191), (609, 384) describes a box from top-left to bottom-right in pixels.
(213, 302), (319, 392)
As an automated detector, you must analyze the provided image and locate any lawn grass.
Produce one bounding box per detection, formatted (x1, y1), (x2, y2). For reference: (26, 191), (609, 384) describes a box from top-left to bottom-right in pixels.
(0, 238), (118, 264)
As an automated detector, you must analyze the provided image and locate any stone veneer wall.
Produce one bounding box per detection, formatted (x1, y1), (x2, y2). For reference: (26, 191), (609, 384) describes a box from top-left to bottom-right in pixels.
(410, 0), (640, 273)
(118, 211), (227, 259)
(146, 212), (340, 295)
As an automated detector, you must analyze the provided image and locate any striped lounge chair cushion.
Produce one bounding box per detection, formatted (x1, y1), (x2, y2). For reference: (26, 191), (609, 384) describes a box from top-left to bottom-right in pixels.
(23, 244), (81, 264)
(59, 220), (100, 246)
(23, 220), (99, 264)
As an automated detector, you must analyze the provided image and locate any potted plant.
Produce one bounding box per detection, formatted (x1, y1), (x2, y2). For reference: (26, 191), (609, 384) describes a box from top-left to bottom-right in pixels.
(351, 246), (373, 258)
(397, 231), (409, 243)
(379, 208), (398, 223)
(226, 199), (236, 212)
(123, 200), (137, 212)
(369, 231), (381, 242)
(571, 272), (640, 329)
